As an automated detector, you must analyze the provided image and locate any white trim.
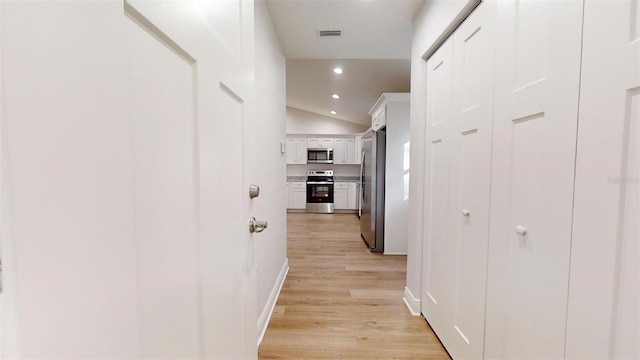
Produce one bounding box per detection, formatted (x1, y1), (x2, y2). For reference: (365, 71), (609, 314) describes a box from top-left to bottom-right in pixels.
(257, 257), (289, 346)
(383, 252), (408, 256)
(403, 286), (421, 316)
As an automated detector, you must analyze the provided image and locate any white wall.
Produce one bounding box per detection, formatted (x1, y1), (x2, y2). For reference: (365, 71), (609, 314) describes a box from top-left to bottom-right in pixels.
(405, 0), (478, 308)
(287, 106), (369, 134)
(254, 0), (288, 343)
(384, 102), (410, 255)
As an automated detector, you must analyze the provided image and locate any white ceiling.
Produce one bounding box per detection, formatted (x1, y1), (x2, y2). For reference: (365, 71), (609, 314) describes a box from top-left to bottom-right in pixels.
(266, 0), (423, 126)
(286, 59), (410, 124)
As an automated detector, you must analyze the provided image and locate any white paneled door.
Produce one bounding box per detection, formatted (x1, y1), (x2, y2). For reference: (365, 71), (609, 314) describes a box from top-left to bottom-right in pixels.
(565, 1), (640, 359)
(421, 38), (454, 336)
(484, 1), (584, 359)
(420, 3), (495, 358)
(446, 2), (495, 359)
(1, 0), (257, 358)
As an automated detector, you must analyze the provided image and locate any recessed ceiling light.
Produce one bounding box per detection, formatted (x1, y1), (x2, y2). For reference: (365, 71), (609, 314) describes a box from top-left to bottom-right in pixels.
(330, 110), (337, 115)
(333, 67), (343, 75)
(332, 94), (340, 99)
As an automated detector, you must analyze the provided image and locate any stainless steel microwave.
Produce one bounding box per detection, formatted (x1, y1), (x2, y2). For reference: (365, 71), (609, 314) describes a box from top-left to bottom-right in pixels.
(307, 148), (333, 164)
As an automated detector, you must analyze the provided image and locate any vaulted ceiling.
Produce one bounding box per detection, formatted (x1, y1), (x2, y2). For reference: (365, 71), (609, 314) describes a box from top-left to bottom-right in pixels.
(265, 0), (423, 126)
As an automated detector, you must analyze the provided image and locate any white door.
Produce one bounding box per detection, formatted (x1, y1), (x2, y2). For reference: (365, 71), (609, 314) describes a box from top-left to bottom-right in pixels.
(565, 1), (639, 359)
(0, 0), (257, 358)
(421, 38), (454, 336)
(446, 2), (495, 358)
(484, 1), (583, 358)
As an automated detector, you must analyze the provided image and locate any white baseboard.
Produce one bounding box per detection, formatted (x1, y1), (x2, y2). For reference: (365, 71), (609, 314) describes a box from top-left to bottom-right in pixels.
(257, 258), (289, 346)
(403, 286), (421, 316)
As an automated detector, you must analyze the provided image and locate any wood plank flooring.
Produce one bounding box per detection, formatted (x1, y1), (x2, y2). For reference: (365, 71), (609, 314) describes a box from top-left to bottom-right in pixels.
(258, 213), (450, 359)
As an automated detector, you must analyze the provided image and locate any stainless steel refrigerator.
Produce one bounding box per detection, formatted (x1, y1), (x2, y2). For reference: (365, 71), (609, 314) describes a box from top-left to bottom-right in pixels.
(360, 129), (385, 253)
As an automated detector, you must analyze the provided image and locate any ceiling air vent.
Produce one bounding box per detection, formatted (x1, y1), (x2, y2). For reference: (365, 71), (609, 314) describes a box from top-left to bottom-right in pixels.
(318, 30), (342, 37)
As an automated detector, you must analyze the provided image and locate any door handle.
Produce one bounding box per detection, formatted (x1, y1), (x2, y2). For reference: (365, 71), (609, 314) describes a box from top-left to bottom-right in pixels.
(249, 217), (268, 233)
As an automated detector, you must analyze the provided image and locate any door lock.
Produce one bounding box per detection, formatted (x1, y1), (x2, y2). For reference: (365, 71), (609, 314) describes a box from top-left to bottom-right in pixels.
(249, 217), (268, 233)
(249, 184), (260, 199)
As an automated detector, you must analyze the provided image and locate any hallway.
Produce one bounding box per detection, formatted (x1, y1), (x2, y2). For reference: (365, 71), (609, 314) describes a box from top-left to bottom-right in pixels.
(258, 213), (450, 359)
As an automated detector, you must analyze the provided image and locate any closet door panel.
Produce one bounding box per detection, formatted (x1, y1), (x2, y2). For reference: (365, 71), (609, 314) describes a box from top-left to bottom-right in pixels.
(484, 1), (583, 359)
(565, 1), (639, 358)
(421, 39), (454, 334)
(447, 2), (496, 359)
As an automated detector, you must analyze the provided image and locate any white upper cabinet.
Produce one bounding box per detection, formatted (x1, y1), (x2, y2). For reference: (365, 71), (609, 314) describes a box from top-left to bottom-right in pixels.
(333, 138), (356, 164)
(369, 93), (408, 132)
(286, 138), (307, 164)
(372, 107), (386, 131)
(307, 138), (333, 149)
(287, 136), (360, 165)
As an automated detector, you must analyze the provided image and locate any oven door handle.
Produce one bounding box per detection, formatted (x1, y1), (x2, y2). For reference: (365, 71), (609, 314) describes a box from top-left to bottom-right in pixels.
(306, 181), (334, 185)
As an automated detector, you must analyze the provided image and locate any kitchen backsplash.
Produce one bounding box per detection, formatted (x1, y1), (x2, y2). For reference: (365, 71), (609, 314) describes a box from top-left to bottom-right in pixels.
(286, 163), (360, 177)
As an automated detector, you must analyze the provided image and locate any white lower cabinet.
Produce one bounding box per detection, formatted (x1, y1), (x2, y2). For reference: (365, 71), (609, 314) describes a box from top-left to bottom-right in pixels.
(347, 182), (357, 210)
(334, 183), (348, 209)
(334, 182), (358, 210)
(289, 182), (306, 210)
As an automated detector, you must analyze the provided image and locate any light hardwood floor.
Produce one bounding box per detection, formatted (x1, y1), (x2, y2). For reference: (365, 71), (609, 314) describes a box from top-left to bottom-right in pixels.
(258, 213), (450, 359)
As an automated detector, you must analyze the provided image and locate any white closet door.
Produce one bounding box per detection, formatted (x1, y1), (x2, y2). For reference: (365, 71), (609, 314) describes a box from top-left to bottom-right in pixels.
(446, 2), (495, 359)
(565, 1), (640, 359)
(421, 38), (454, 336)
(484, 1), (583, 359)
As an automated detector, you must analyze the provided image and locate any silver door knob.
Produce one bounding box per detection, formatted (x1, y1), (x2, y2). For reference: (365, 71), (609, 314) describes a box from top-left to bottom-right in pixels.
(462, 209), (470, 217)
(249, 184), (260, 199)
(515, 225), (527, 236)
(249, 217), (268, 233)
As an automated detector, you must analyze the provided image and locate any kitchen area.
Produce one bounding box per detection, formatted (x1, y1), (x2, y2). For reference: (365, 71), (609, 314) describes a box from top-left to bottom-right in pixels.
(285, 93), (410, 255)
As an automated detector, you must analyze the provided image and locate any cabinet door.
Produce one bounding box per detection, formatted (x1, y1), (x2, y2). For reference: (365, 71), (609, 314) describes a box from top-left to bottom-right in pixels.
(565, 1), (639, 358)
(484, 1), (583, 359)
(344, 139), (355, 164)
(445, 3), (496, 359)
(354, 137), (363, 164)
(377, 108), (386, 129)
(334, 183), (348, 209)
(290, 182), (307, 209)
(295, 139), (307, 164)
(347, 182), (357, 210)
(307, 138), (320, 148)
(286, 182), (290, 208)
(420, 38), (454, 338)
(333, 138), (346, 164)
(286, 139), (297, 164)
(320, 138), (334, 149)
